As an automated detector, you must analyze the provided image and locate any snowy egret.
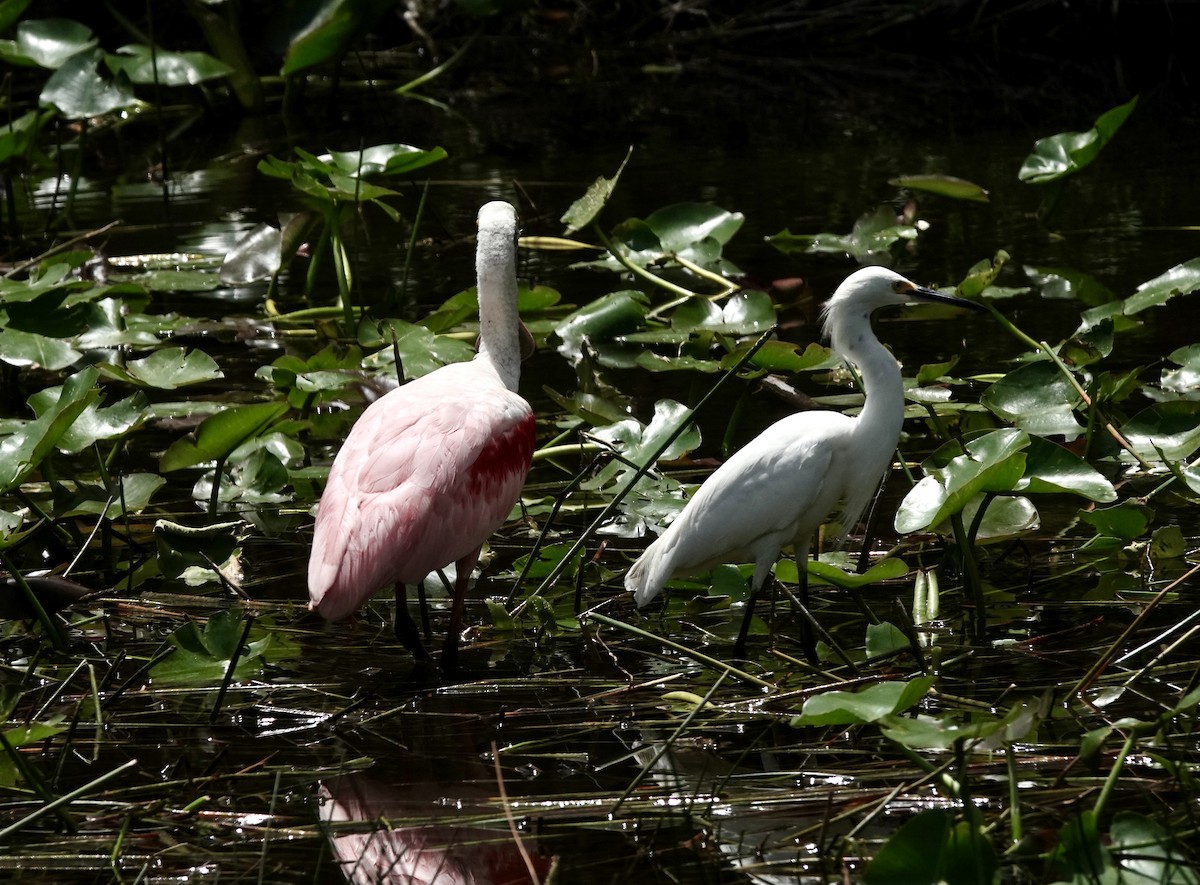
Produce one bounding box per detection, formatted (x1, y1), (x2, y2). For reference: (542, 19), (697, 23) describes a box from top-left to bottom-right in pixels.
(308, 201), (536, 668)
(624, 266), (984, 655)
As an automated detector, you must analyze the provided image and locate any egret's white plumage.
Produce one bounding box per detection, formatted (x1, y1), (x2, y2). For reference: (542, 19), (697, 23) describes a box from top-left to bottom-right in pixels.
(624, 266), (983, 652)
(308, 201), (535, 666)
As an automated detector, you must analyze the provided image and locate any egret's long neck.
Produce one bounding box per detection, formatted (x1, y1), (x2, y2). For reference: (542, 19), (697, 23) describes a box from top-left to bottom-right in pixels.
(475, 207), (521, 392)
(830, 306), (905, 450)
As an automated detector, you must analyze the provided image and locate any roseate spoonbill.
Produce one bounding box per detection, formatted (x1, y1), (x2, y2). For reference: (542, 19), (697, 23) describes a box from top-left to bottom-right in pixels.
(308, 201), (535, 667)
(624, 266), (985, 656)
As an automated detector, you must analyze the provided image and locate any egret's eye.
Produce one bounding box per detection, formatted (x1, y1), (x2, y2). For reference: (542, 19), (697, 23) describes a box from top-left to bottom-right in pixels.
(892, 281), (910, 294)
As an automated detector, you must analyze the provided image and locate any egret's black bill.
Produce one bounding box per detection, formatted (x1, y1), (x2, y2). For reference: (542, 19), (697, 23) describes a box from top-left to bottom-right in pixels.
(911, 285), (989, 312)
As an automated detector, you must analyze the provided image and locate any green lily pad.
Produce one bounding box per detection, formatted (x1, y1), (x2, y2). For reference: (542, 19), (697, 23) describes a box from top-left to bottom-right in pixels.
(0, 327), (81, 371)
(1123, 257), (1200, 315)
(556, 289), (649, 359)
(1080, 502), (1153, 542)
(150, 610), (283, 686)
(805, 556), (908, 589)
(896, 429), (1029, 534)
(562, 148), (631, 234)
(96, 347), (223, 389)
(1118, 401), (1200, 462)
(1025, 265), (1116, 306)
(106, 44), (233, 85)
(0, 367), (100, 493)
(1018, 96), (1138, 184)
(160, 401), (289, 472)
(1017, 436), (1117, 502)
(770, 205), (919, 262)
(981, 361), (1084, 440)
(0, 18), (96, 68)
(889, 174), (989, 202)
(790, 676), (935, 727)
(865, 809), (996, 885)
(41, 48), (136, 118)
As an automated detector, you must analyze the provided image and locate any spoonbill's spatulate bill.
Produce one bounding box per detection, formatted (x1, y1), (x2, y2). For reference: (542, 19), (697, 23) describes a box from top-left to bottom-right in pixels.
(624, 266), (986, 656)
(308, 201), (535, 668)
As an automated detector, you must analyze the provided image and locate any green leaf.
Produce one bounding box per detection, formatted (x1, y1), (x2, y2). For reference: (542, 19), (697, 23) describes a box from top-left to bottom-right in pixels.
(1025, 265), (1116, 306)
(365, 320), (474, 379)
(0, 367), (100, 493)
(1017, 436), (1117, 502)
(1049, 811), (1113, 883)
(865, 621), (910, 659)
(1119, 401), (1200, 462)
(555, 289), (649, 360)
(155, 519), (241, 580)
(323, 143), (447, 178)
(106, 45), (233, 85)
(805, 556), (908, 589)
(889, 174), (990, 202)
(562, 147), (632, 234)
(1018, 96), (1138, 183)
(1123, 257), (1200, 315)
(865, 809), (997, 885)
(726, 340), (836, 374)
(160, 402), (289, 472)
(40, 48), (136, 117)
(1110, 812), (1199, 885)
(1080, 502), (1153, 542)
(96, 348), (223, 389)
(281, 0), (394, 74)
(643, 203), (745, 253)
(0, 327), (81, 371)
(770, 206), (919, 262)
(151, 610), (265, 685)
(0, 18), (96, 68)
(65, 472), (164, 518)
(895, 429), (1030, 534)
(981, 361), (1085, 440)
(791, 676), (935, 727)
(28, 390), (148, 453)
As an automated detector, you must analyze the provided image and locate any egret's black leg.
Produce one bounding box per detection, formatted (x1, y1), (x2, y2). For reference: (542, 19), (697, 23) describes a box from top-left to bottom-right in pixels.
(394, 584), (432, 661)
(796, 560), (818, 664)
(733, 576), (765, 659)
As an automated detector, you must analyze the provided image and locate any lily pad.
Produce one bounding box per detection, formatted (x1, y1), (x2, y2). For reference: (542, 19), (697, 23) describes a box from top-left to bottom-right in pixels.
(889, 174), (989, 202)
(981, 360), (1085, 440)
(96, 347), (223, 390)
(790, 676), (935, 727)
(895, 429), (1029, 534)
(1018, 96), (1138, 184)
(160, 402), (289, 472)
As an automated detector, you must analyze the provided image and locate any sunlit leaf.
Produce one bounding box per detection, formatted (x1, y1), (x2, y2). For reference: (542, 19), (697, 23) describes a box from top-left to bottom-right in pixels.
(1025, 265), (1116, 306)
(160, 402), (289, 472)
(1123, 257), (1200, 315)
(1018, 96), (1138, 183)
(0, 367), (100, 493)
(28, 390), (148, 452)
(106, 45), (233, 85)
(1017, 436), (1117, 502)
(281, 0), (394, 74)
(1119, 401), (1200, 462)
(981, 361), (1085, 440)
(96, 348), (223, 389)
(562, 147), (632, 234)
(865, 621), (910, 659)
(806, 556), (908, 589)
(155, 519), (240, 580)
(1160, 343), (1200, 399)
(150, 610), (289, 685)
(791, 676), (935, 727)
(770, 206), (919, 262)
(41, 48), (136, 117)
(555, 289), (649, 360)
(220, 223), (283, 285)
(64, 472), (165, 518)
(0, 327), (81, 370)
(1080, 501), (1153, 542)
(323, 143), (447, 178)
(889, 174), (989, 202)
(1110, 813), (1199, 885)
(365, 319), (474, 379)
(895, 429), (1030, 534)
(958, 493), (1039, 542)
(0, 18), (96, 68)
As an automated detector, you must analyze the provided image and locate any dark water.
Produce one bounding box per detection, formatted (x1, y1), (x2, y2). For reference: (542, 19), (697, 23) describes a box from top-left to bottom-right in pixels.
(5, 58), (1200, 882)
